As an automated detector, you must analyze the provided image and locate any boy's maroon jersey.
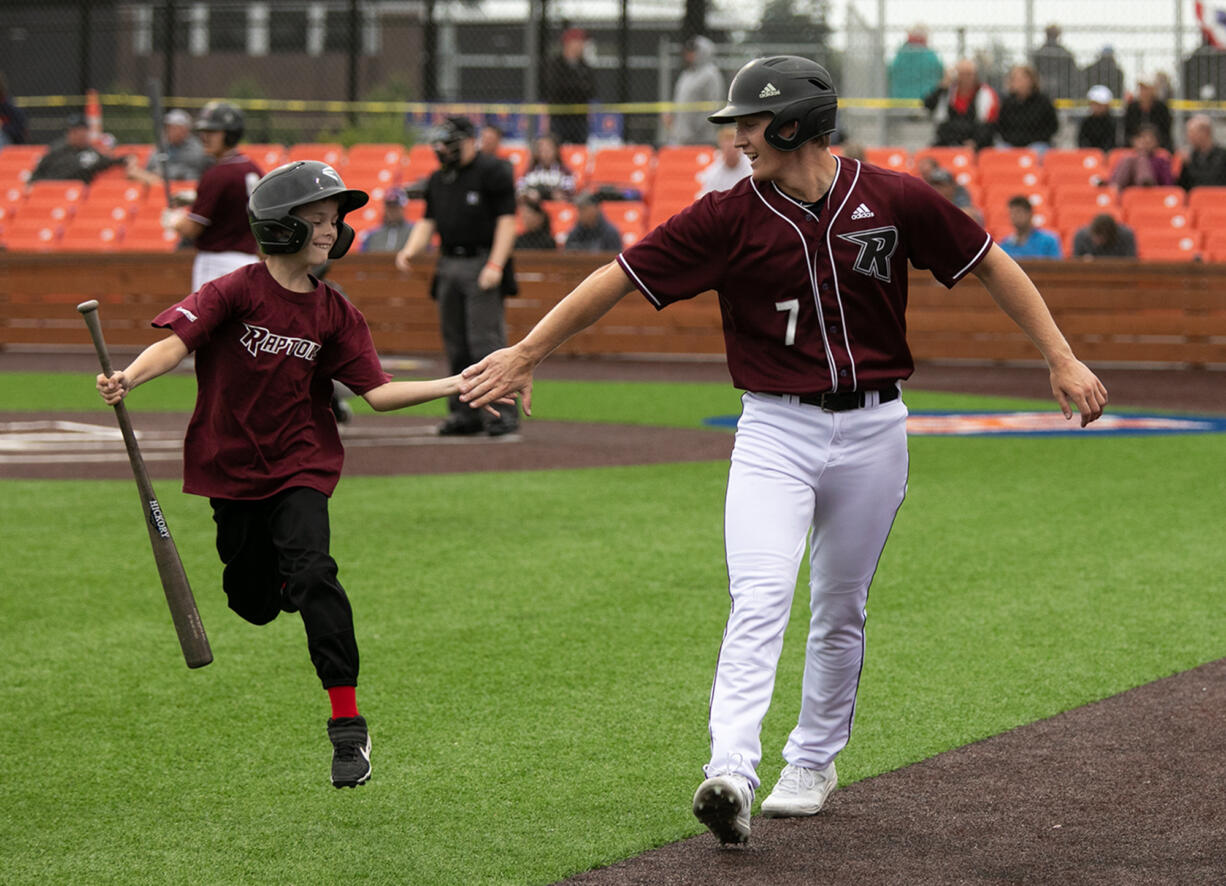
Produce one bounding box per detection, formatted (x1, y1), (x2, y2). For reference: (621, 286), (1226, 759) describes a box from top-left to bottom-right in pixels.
(187, 152), (263, 254)
(617, 158), (992, 393)
(153, 263), (391, 499)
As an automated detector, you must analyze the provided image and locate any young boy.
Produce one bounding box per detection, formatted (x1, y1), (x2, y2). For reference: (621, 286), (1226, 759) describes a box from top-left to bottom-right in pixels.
(96, 160), (492, 788)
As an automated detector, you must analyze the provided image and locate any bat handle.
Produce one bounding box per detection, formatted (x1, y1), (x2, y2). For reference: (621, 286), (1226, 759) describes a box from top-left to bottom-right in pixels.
(77, 299), (116, 378)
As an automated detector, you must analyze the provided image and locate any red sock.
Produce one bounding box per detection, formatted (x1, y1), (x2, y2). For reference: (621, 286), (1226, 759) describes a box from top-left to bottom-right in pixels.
(327, 685), (359, 720)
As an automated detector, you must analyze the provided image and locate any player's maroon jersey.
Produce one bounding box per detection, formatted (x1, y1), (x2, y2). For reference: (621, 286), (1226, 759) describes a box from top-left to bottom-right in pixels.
(188, 152), (262, 254)
(617, 157), (993, 393)
(152, 263), (391, 500)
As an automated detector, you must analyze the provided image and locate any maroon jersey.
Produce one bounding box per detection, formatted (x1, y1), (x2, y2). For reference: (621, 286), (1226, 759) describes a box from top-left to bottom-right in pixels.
(152, 263), (391, 500)
(617, 157), (992, 393)
(187, 152), (262, 254)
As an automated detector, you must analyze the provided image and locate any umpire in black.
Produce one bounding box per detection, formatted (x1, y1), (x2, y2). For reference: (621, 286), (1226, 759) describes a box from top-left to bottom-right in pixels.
(395, 116), (519, 436)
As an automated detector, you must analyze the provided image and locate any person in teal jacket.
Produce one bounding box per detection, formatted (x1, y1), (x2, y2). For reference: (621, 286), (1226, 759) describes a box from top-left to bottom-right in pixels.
(999, 195), (1063, 259)
(889, 26), (944, 100)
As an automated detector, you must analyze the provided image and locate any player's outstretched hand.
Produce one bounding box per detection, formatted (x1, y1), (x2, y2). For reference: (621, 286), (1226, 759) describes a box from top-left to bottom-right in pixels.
(1049, 358), (1108, 427)
(459, 346), (535, 416)
(96, 370), (130, 405)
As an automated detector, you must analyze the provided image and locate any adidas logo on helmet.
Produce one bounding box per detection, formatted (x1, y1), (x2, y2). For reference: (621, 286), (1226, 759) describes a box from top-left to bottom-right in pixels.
(759, 83), (782, 98)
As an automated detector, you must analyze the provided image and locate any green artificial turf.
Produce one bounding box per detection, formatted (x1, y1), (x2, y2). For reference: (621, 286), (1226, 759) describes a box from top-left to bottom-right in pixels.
(2, 430), (1224, 885)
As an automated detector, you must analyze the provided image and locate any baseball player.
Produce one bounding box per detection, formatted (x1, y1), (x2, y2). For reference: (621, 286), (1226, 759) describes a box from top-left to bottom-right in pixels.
(163, 101), (263, 292)
(96, 161), (502, 788)
(458, 56), (1108, 844)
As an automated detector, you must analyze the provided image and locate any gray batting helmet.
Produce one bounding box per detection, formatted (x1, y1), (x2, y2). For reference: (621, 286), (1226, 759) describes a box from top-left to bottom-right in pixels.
(248, 160), (369, 259)
(194, 100), (245, 146)
(708, 56), (838, 151)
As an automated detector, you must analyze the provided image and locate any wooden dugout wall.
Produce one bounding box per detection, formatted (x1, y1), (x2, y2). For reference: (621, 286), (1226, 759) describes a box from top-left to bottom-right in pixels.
(1, 252), (1224, 368)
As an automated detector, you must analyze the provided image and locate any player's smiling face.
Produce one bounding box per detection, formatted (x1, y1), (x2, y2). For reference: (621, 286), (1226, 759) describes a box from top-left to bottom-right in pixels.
(291, 197), (341, 266)
(735, 113), (780, 180)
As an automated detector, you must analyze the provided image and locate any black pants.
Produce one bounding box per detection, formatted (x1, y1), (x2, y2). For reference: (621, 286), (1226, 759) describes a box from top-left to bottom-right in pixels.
(210, 487), (358, 689)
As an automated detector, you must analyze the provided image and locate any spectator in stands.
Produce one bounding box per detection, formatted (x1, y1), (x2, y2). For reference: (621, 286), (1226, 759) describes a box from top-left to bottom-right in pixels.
(514, 193), (557, 250)
(1081, 45), (1125, 101)
(1078, 85), (1119, 154)
(1182, 38), (1226, 102)
(1124, 74), (1173, 152)
(888, 24), (944, 101)
(923, 59), (1000, 150)
(1176, 114), (1226, 190)
(922, 165), (972, 209)
(543, 26), (597, 146)
(1072, 213), (1137, 259)
(126, 109), (209, 188)
(564, 193), (622, 252)
(697, 125), (752, 196)
(1111, 124), (1174, 189)
(665, 36), (725, 146)
(29, 111), (129, 183)
(479, 124), (505, 158)
(517, 133), (576, 201)
(1031, 24), (1081, 100)
(996, 64), (1058, 151)
(0, 71), (28, 146)
(999, 195), (1062, 259)
(360, 187), (414, 253)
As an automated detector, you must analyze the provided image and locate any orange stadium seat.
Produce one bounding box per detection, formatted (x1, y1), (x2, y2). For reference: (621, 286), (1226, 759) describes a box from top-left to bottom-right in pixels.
(912, 146), (975, 172)
(1201, 230), (1226, 262)
(403, 143), (440, 181)
(144, 180), (200, 210)
(73, 201), (134, 225)
(498, 145), (530, 180)
(865, 146), (909, 171)
(588, 145), (654, 192)
(1126, 206), (1196, 230)
(601, 200), (647, 247)
(1194, 205), (1226, 231)
(656, 145), (716, 180)
(978, 148), (1040, 176)
(1052, 184), (1117, 210)
(287, 143), (345, 166)
(1136, 228), (1202, 261)
(244, 144), (288, 169)
(85, 179), (146, 208)
(648, 198), (693, 229)
(542, 200), (577, 245)
(979, 167), (1045, 190)
(3, 220), (62, 251)
(0, 144), (48, 172)
(1186, 186), (1226, 211)
(346, 143), (405, 168)
(1119, 187), (1184, 213)
(403, 199), (425, 223)
(25, 179), (87, 204)
(116, 214), (180, 251)
(346, 203), (383, 236)
(58, 218), (124, 252)
(560, 144), (589, 180)
(1043, 148), (1105, 175)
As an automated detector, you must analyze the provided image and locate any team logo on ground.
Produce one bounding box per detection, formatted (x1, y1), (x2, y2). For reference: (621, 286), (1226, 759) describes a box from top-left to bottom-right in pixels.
(837, 225), (899, 282)
(759, 82), (781, 98)
(850, 203), (874, 220)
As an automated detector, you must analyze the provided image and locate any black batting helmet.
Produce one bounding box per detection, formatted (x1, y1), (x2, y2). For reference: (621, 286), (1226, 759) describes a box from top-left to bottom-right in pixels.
(708, 56), (838, 152)
(194, 100), (245, 146)
(248, 161), (369, 259)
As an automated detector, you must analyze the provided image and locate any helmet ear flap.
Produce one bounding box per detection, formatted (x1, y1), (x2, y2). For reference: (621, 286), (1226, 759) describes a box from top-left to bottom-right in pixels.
(328, 222), (356, 259)
(250, 216), (311, 254)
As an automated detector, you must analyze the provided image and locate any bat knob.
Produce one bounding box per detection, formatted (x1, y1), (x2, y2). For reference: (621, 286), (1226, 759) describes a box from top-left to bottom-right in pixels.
(77, 299), (100, 314)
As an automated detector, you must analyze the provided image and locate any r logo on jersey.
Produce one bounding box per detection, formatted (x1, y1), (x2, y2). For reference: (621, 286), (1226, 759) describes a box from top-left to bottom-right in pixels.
(837, 226), (899, 282)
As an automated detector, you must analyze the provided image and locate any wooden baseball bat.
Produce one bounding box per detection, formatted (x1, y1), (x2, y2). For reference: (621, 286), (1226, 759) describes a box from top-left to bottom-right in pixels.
(146, 77), (175, 208)
(77, 300), (213, 669)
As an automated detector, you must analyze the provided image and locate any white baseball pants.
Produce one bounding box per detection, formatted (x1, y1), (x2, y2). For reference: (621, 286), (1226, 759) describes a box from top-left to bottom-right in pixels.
(705, 391), (909, 789)
(192, 250), (261, 292)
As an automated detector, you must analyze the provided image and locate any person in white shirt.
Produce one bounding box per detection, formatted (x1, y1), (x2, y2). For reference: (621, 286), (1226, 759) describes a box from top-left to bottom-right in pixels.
(697, 125), (752, 195)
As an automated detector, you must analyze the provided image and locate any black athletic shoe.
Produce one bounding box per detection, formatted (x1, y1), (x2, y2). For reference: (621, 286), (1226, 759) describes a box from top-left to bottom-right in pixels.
(437, 415), (483, 436)
(327, 716), (371, 788)
(485, 417), (519, 437)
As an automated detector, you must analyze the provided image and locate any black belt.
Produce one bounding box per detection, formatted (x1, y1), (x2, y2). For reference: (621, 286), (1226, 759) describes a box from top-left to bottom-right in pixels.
(441, 245), (488, 258)
(777, 387), (900, 412)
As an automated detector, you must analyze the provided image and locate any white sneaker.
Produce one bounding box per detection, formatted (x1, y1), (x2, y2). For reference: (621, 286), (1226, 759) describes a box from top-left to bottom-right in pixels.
(692, 774), (753, 844)
(760, 761), (837, 817)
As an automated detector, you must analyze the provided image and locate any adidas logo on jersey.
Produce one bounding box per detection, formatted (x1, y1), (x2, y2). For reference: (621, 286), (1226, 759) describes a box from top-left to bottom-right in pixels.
(850, 203), (875, 220)
(758, 82), (782, 98)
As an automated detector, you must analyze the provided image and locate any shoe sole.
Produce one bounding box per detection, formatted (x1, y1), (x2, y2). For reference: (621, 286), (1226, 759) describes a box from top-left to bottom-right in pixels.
(692, 781), (750, 844)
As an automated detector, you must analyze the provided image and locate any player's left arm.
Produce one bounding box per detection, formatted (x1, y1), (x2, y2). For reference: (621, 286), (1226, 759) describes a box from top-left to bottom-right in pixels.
(363, 377), (511, 414)
(972, 243), (1108, 426)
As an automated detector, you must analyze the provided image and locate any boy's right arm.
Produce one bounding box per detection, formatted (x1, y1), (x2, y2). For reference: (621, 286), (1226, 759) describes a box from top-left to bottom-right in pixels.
(96, 333), (190, 404)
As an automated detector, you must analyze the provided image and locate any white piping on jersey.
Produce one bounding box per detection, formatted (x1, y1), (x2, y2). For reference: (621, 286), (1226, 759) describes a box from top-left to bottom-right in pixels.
(821, 157), (863, 391)
(616, 253), (661, 306)
(953, 232), (994, 282)
(750, 177), (839, 387)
